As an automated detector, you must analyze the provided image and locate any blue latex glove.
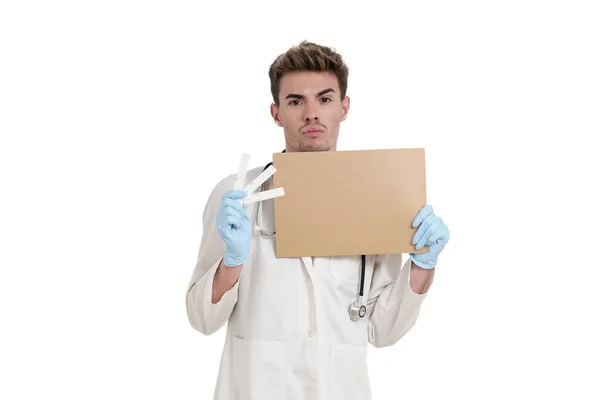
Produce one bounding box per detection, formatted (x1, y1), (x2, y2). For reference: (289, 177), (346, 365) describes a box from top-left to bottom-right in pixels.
(216, 189), (252, 267)
(409, 205), (450, 269)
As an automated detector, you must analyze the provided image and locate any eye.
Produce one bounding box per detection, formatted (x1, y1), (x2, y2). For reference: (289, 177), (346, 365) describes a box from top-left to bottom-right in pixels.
(288, 100), (301, 106)
(320, 97), (332, 103)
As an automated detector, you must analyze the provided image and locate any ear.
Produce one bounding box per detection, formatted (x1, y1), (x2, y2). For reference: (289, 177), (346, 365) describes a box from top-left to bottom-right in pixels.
(340, 96), (350, 121)
(270, 103), (283, 127)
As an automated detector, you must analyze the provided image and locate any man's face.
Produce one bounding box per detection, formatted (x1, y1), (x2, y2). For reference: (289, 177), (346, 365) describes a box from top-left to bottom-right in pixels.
(270, 71), (350, 152)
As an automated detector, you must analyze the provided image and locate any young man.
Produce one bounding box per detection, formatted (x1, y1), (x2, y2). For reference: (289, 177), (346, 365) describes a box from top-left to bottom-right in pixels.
(186, 40), (450, 400)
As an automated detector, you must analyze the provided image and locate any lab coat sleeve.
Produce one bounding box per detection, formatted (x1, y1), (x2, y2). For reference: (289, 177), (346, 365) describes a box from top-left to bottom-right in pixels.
(186, 174), (240, 336)
(366, 254), (435, 348)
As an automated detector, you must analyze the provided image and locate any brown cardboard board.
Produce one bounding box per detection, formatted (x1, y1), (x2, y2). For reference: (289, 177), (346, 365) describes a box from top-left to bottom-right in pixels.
(272, 148), (428, 258)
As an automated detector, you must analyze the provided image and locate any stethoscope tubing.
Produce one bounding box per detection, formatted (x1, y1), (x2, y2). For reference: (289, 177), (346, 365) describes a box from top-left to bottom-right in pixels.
(255, 156), (367, 321)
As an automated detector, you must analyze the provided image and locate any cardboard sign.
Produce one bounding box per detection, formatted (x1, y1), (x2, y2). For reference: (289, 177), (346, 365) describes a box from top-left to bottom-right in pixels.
(272, 148), (428, 258)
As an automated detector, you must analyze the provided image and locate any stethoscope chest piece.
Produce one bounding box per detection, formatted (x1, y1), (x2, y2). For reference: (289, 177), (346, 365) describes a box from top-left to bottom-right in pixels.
(348, 254), (367, 321)
(349, 301), (367, 321)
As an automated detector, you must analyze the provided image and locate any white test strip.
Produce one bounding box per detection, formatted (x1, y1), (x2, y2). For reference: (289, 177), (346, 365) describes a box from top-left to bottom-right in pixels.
(240, 187), (285, 205)
(234, 152), (251, 189)
(243, 165), (276, 195)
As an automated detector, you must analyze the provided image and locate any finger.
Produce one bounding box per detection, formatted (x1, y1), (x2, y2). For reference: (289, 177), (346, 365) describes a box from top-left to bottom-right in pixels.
(217, 208), (243, 229)
(223, 190), (248, 203)
(225, 189), (247, 198)
(438, 232), (449, 246)
(431, 221), (450, 246)
(412, 204), (433, 228)
(224, 215), (243, 230)
(416, 218), (440, 250)
(425, 223), (448, 247)
(412, 213), (434, 245)
(223, 197), (248, 217)
(416, 218), (438, 250)
(427, 242), (443, 258)
(224, 207), (242, 220)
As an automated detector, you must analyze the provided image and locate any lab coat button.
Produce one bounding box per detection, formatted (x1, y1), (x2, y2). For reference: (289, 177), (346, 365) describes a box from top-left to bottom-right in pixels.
(308, 329), (315, 337)
(307, 384), (316, 393)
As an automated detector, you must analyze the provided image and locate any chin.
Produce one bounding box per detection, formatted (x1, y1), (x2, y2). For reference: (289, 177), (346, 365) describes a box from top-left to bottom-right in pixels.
(300, 146), (329, 152)
(299, 141), (330, 152)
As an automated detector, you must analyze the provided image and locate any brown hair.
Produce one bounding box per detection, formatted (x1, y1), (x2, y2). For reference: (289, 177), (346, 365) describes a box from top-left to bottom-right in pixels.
(268, 40), (349, 106)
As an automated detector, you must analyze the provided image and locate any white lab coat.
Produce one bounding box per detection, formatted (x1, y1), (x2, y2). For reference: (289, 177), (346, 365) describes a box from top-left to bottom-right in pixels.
(186, 165), (435, 400)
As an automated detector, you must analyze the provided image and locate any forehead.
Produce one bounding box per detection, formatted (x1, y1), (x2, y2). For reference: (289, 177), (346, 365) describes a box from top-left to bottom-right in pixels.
(279, 71), (340, 96)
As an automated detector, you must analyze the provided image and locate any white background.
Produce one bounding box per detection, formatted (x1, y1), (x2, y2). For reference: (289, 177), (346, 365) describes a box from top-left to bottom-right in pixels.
(1, 0), (599, 399)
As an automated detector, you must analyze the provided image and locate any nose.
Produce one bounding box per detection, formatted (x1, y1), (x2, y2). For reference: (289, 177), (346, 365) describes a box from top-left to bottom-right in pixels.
(303, 101), (319, 122)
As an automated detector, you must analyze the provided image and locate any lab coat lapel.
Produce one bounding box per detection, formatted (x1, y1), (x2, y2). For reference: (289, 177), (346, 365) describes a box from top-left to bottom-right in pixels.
(301, 256), (313, 269)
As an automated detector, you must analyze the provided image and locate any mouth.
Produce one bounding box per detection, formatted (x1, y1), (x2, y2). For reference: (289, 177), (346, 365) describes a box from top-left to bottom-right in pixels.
(304, 131), (323, 139)
(302, 128), (324, 138)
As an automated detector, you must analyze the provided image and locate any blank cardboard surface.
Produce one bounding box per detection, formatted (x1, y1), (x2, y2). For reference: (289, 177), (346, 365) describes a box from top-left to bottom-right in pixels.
(272, 148), (428, 258)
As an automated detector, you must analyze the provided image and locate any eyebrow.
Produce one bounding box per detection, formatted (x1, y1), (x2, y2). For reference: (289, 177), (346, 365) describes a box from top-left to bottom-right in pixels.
(285, 88), (335, 100)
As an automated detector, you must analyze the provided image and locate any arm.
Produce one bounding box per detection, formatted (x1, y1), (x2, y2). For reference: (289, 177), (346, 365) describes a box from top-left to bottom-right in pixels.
(186, 176), (243, 335)
(366, 204), (449, 347)
(212, 260), (242, 304)
(409, 261), (434, 294)
(366, 254), (435, 348)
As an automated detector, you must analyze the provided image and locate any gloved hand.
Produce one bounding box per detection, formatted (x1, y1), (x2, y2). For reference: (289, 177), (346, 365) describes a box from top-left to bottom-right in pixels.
(409, 205), (450, 270)
(216, 189), (252, 267)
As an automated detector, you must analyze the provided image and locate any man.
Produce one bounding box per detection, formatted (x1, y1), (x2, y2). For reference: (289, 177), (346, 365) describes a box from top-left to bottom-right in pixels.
(186, 40), (450, 400)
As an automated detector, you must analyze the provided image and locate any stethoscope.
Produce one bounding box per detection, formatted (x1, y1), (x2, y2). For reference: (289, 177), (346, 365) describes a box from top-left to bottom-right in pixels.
(254, 150), (367, 322)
